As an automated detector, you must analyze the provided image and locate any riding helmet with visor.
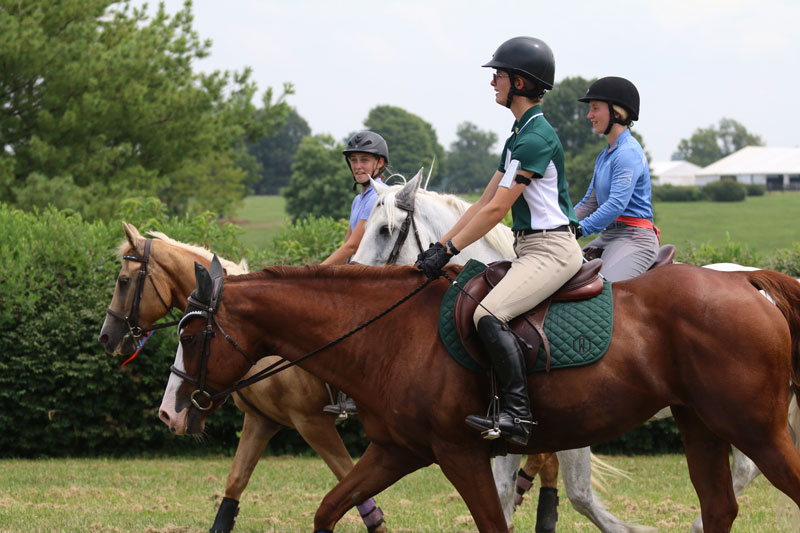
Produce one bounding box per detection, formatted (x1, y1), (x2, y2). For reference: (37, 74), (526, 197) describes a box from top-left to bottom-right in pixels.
(483, 36), (555, 107)
(578, 76), (640, 134)
(343, 131), (389, 188)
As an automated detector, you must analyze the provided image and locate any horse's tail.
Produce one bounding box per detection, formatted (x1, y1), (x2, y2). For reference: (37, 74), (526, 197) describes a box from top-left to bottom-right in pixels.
(589, 451), (631, 493)
(746, 270), (800, 396)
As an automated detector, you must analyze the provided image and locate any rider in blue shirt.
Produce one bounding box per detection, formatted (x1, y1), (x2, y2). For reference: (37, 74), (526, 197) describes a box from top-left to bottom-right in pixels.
(322, 131), (388, 417)
(322, 131), (388, 266)
(574, 77), (659, 281)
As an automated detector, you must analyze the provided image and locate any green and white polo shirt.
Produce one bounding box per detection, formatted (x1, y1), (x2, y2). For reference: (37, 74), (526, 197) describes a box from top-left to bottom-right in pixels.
(497, 105), (578, 232)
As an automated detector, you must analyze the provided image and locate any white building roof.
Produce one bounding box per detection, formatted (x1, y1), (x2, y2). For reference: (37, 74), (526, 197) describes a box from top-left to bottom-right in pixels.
(649, 160), (702, 186)
(696, 146), (800, 176)
(650, 160), (702, 177)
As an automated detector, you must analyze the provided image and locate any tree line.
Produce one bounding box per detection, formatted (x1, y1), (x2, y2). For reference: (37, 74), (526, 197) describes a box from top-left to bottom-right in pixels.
(1, 0), (765, 225)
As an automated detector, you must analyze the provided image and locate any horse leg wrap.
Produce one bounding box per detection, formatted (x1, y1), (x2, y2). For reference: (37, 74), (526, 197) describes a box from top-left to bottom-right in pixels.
(209, 497), (239, 533)
(534, 487), (559, 533)
(514, 468), (534, 508)
(357, 498), (385, 532)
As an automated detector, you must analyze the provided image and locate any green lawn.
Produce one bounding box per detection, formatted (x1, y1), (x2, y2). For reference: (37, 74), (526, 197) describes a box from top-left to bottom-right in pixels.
(0, 455), (796, 532)
(228, 195), (288, 250)
(232, 192), (800, 258)
(654, 192), (800, 256)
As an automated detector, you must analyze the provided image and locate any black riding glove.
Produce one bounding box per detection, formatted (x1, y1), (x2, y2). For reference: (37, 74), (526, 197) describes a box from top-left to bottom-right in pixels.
(415, 242), (452, 280)
(415, 242), (441, 265)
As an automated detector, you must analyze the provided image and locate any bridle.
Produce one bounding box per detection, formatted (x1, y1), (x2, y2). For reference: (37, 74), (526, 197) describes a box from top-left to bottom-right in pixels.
(171, 265), (434, 412)
(385, 195), (425, 265)
(105, 238), (179, 341)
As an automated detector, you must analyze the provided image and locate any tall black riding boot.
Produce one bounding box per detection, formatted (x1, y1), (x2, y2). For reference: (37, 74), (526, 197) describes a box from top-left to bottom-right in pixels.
(465, 315), (533, 445)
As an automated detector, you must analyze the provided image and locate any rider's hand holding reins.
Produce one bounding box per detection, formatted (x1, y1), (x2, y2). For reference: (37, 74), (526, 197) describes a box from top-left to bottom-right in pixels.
(415, 241), (458, 280)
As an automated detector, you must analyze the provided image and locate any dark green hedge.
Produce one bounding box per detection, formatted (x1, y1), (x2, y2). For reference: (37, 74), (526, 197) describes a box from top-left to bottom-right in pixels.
(0, 199), (353, 458)
(652, 184), (703, 202)
(703, 180), (747, 202)
(0, 202), (254, 457)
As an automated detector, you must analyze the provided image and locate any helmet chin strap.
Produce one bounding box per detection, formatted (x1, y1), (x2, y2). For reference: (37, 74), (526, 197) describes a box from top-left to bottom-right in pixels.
(351, 160), (385, 190)
(505, 73), (545, 109)
(604, 102), (617, 135)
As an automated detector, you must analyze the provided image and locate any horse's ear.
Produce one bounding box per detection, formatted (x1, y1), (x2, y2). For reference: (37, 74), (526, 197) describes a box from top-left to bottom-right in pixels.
(396, 170), (421, 211)
(209, 254), (223, 281)
(208, 254), (225, 309)
(192, 261), (213, 306)
(122, 221), (142, 251)
(369, 177), (388, 192)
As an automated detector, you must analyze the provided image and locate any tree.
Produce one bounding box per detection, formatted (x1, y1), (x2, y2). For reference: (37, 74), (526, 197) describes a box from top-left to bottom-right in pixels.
(443, 122), (498, 193)
(0, 0), (292, 218)
(248, 108), (311, 195)
(543, 76), (600, 154)
(282, 134), (353, 222)
(676, 118), (764, 167)
(363, 105), (446, 183)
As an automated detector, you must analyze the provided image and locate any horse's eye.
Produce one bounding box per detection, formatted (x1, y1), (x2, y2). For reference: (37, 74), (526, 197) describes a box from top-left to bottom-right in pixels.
(180, 334), (198, 348)
(379, 225), (391, 236)
(118, 276), (130, 287)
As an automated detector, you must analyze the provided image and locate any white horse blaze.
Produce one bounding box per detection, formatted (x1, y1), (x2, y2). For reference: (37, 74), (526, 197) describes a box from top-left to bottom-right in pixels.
(158, 343), (189, 435)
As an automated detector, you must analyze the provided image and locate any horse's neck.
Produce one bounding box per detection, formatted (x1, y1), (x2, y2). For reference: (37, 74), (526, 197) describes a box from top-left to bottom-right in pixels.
(417, 195), (513, 264)
(224, 269), (441, 391)
(151, 241), (210, 311)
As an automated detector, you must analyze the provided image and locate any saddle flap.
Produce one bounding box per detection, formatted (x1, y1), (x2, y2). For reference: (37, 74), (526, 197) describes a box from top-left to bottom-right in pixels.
(453, 259), (605, 370)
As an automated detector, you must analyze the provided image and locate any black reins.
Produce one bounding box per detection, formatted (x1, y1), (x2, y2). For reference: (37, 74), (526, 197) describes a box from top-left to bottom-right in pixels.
(105, 238), (180, 340)
(173, 275), (435, 411)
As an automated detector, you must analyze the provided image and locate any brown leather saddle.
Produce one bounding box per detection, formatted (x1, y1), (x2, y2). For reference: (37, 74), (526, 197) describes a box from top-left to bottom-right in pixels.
(454, 259), (604, 373)
(452, 244), (676, 373)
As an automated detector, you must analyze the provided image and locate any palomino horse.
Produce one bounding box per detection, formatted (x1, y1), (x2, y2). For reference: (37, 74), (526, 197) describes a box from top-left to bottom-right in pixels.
(98, 223), (387, 532)
(354, 174), (653, 532)
(159, 259), (800, 532)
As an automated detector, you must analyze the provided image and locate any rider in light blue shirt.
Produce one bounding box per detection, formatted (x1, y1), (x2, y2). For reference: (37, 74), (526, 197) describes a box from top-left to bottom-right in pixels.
(575, 77), (659, 282)
(322, 131), (389, 419)
(322, 131), (388, 266)
(577, 128), (653, 235)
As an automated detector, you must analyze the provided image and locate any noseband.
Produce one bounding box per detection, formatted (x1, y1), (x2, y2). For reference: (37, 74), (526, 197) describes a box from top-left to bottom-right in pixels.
(385, 197), (425, 265)
(170, 293), (257, 411)
(105, 238), (178, 341)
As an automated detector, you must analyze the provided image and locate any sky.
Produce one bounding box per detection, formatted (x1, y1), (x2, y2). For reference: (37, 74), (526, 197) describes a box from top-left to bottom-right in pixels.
(144, 0), (799, 163)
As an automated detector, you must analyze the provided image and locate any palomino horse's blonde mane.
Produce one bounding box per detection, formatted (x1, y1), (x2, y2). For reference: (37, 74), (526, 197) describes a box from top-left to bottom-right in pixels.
(117, 231), (249, 275)
(377, 184), (515, 259)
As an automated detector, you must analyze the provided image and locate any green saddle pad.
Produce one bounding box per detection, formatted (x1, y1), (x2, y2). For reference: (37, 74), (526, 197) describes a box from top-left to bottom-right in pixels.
(438, 259), (614, 374)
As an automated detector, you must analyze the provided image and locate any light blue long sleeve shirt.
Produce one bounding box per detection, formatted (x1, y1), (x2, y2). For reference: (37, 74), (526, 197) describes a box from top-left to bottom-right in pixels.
(576, 129), (654, 236)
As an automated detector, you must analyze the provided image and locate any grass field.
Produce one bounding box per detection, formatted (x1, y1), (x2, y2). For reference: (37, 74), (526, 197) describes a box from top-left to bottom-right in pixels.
(653, 192), (800, 257)
(228, 195), (288, 251)
(232, 192), (800, 258)
(0, 454), (796, 532)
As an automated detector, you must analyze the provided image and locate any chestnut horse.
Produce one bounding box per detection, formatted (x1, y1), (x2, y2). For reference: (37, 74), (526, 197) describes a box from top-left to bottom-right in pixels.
(159, 259), (800, 532)
(98, 223), (387, 532)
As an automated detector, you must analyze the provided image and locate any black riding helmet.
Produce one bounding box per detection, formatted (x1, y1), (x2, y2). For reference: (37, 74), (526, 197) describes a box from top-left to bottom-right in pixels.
(578, 76), (640, 134)
(483, 36), (555, 108)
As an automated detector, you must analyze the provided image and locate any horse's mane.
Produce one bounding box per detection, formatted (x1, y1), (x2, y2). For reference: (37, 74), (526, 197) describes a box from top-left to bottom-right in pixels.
(116, 231), (249, 275)
(229, 264), (426, 283)
(377, 184), (514, 257)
